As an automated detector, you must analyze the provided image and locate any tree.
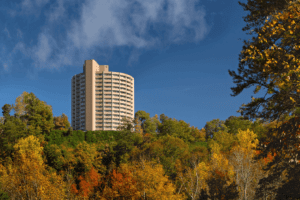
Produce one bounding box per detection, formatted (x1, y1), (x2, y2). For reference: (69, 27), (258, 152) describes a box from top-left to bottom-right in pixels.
(144, 135), (189, 181)
(1, 104), (13, 125)
(229, 0), (300, 125)
(11, 92), (55, 134)
(129, 160), (185, 200)
(207, 143), (239, 200)
(209, 130), (237, 153)
(117, 116), (134, 132)
(254, 116), (300, 199)
(176, 160), (211, 200)
(13, 91), (29, 117)
(205, 169), (239, 200)
(204, 119), (228, 141)
(225, 116), (253, 135)
(134, 111), (160, 135)
(0, 135), (66, 199)
(238, 0), (292, 34)
(0, 115), (27, 165)
(71, 166), (102, 198)
(97, 164), (140, 199)
(53, 113), (70, 131)
(229, 129), (264, 200)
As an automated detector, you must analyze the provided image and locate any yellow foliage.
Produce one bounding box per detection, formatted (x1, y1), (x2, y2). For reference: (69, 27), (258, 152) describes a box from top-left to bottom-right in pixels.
(0, 135), (66, 199)
(129, 160), (185, 200)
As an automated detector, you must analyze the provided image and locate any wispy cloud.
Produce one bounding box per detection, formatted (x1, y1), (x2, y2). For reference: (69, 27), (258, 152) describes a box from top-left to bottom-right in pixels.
(6, 0), (211, 72)
(45, 0), (66, 22)
(3, 28), (11, 38)
(21, 0), (50, 15)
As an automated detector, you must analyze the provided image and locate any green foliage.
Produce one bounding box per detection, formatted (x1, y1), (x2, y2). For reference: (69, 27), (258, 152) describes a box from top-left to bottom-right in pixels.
(157, 114), (196, 143)
(44, 144), (64, 172)
(208, 130), (238, 154)
(238, 0), (289, 33)
(21, 92), (55, 134)
(134, 110), (160, 134)
(204, 119), (228, 141)
(1, 104), (13, 125)
(147, 135), (189, 181)
(0, 188), (10, 200)
(0, 117), (27, 164)
(225, 116), (253, 135)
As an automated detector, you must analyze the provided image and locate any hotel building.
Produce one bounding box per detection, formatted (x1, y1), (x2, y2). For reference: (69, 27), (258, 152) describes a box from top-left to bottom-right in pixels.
(71, 59), (134, 131)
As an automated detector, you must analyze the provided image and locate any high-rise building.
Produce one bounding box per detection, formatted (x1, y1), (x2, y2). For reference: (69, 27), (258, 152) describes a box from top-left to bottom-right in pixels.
(71, 59), (134, 131)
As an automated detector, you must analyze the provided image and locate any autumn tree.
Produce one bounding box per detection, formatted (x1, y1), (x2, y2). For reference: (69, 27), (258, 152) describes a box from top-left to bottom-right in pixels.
(238, 0), (293, 34)
(129, 160), (185, 200)
(204, 169), (239, 200)
(53, 113), (70, 131)
(96, 164), (140, 199)
(176, 160), (210, 200)
(254, 117), (300, 199)
(229, 0), (300, 125)
(0, 135), (66, 199)
(228, 129), (265, 200)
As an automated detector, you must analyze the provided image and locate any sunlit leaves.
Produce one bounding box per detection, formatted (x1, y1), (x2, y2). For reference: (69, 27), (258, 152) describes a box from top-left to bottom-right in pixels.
(0, 135), (66, 199)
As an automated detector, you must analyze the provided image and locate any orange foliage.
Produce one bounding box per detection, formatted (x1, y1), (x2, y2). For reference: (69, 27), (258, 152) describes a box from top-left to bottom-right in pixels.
(101, 166), (140, 199)
(71, 167), (101, 198)
(255, 150), (276, 165)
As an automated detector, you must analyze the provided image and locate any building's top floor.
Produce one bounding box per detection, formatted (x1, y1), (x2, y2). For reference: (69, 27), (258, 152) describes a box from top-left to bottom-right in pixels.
(72, 59), (134, 81)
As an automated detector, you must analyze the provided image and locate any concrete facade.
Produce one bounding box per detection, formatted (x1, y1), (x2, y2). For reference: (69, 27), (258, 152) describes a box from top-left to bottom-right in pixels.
(71, 59), (134, 131)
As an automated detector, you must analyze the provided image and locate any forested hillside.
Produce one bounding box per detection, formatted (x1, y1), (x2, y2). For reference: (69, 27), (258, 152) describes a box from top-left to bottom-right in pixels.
(0, 90), (295, 199)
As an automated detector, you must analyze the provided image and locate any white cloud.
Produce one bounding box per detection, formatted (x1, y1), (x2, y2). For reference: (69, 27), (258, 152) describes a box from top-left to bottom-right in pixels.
(31, 32), (58, 69)
(67, 0), (209, 49)
(8, 0), (210, 71)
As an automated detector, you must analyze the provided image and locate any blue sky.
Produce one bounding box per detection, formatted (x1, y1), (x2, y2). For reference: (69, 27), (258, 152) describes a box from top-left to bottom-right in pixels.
(0, 0), (267, 130)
